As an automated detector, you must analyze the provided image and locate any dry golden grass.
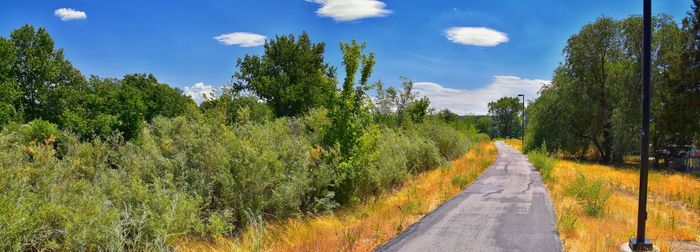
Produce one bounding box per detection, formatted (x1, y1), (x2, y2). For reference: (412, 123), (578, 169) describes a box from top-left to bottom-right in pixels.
(504, 142), (700, 251)
(503, 139), (522, 152)
(174, 142), (497, 252)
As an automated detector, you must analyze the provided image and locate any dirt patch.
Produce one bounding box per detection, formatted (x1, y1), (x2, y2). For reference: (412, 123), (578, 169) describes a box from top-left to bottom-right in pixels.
(669, 240), (700, 252)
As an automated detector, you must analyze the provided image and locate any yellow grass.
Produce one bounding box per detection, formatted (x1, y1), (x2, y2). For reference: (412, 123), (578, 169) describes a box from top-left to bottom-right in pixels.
(174, 142), (497, 252)
(503, 139), (522, 152)
(505, 142), (700, 251)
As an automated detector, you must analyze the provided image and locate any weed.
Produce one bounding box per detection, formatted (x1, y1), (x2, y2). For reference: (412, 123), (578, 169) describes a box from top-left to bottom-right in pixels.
(565, 171), (612, 217)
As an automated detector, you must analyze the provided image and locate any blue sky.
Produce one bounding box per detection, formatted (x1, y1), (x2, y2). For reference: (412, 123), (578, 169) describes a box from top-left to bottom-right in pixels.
(0, 0), (692, 114)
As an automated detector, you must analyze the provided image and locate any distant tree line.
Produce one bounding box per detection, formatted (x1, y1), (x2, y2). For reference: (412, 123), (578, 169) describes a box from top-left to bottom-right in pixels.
(524, 3), (700, 163)
(0, 25), (198, 141)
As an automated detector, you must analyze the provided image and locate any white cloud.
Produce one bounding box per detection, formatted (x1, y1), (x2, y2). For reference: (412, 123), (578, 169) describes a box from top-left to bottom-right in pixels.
(413, 76), (550, 115)
(308, 0), (392, 21)
(184, 82), (218, 104)
(214, 32), (267, 47)
(54, 8), (87, 21)
(445, 27), (508, 47)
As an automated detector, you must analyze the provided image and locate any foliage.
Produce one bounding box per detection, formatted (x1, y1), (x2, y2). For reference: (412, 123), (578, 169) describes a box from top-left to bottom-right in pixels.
(7, 24), (86, 123)
(526, 142), (555, 182)
(0, 110), (478, 251)
(565, 171), (613, 217)
(233, 32), (337, 118)
(0, 25), (198, 141)
(487, 97), (522, 139)
(0, 24), (485, 251)
(525, 13), (700, 162)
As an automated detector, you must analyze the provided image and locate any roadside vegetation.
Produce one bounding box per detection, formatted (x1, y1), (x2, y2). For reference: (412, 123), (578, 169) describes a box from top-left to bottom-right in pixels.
(519, 3), (700, 163)
(0, 23), (489, 251)
(506, 141), (700, 251)
(502, 4), (700, 250)
(178, 141), (496, 251)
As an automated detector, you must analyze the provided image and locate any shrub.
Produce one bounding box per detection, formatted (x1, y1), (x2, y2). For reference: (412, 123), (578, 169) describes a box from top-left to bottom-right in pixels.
(0, 113), (482, 250)
(565, 171), (613, 217)
(558, 204), (578, 235)
(527, 142), (555, 181)
(417, 120), (471, 160)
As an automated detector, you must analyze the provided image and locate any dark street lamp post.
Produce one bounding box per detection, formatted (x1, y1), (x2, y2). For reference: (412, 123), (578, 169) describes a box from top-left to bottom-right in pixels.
(518, 94), (525, 148)
(630, 0), (654, 250)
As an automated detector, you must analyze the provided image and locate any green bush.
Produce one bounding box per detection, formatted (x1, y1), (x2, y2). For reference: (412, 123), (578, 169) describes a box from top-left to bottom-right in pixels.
(527, 143), (555, 181)
(565, 171), (613, 217)
(0, 111), (482, 251)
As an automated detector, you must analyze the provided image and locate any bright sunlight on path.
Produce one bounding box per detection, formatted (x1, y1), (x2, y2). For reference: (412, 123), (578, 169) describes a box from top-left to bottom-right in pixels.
(378, 141), (562, 252)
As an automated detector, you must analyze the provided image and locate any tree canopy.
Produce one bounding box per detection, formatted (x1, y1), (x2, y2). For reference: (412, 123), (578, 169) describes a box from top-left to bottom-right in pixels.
(233, 32), (337, 117)
(487, 96), (522, 139)
(525, 12), (700, 163)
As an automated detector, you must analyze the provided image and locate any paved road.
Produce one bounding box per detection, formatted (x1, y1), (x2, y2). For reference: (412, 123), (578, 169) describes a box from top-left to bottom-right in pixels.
(377, 141), (562, 252)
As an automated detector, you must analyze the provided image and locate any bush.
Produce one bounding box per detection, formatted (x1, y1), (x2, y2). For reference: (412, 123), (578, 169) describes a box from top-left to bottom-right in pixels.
(527, 143), (555, 181)
(565, 171), (613, 216)
(416, 120), (471, 160)
(0, 112), (482, 251)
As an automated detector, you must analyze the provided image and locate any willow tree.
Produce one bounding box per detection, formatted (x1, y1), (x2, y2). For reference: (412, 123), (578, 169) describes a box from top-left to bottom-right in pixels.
(526, 14), (693, 163)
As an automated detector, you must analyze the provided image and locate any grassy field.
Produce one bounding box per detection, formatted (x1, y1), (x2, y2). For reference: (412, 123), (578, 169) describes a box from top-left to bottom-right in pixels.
(175, 142), (497, 251)
(505, 140), (700, 251)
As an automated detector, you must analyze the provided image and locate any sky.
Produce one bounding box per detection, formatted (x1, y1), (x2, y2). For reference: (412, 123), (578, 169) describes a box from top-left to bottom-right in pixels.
(0, 0), (693, 114)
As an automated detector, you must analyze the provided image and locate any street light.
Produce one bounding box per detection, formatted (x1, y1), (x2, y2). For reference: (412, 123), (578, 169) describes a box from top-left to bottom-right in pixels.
(630, 0), (654, 251)
(517, 94), (525, 149)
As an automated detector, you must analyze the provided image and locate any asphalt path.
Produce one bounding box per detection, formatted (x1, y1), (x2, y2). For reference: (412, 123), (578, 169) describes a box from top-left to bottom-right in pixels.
(377, 141), (562, 252)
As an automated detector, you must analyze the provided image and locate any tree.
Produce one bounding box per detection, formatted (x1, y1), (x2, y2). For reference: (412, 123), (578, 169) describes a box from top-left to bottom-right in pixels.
(488, 97), (522, 139)
(371, 77), (430, 126)
(475, 116), (495, 137)
(325, 40), (375, 157)
(680, 1), (700, 145)
(437, 109), (459, 123)
(8, 24), (84, 123)
(200, 89), (273, 125)
(372, 80), (397, 125)
(59, 76), (147, 140)
(323, 40), (376, 204)
(122, 74), (197, 122)
(406, 97), (430, 123)
(233, 32), (337, 117)
(526, 14), (697, 162)
(0, 38), (20, 127)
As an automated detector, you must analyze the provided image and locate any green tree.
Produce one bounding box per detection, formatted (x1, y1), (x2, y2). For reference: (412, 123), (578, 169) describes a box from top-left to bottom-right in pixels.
(233, 32), (337, 117)
(325, 40), (375, 157)
(0, 38), (20, 127)
(526, 14), (696, 162)
(437, 109), (459, 123)
(8, 24), (84, 123)
(122, 74), (197, 121)
(200, 89), (274, 125)
(487, 97), (522, 139)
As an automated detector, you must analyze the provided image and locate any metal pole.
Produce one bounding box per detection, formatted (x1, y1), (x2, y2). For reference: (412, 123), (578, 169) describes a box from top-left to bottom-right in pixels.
(630, 0), (654, 250)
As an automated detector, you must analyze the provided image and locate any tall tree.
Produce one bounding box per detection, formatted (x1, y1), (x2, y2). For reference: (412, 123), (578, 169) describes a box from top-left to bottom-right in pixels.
(681, 0), (700, 145)
(0, 38), (20, 127)
(488, 97), (522, 139)
(9, 24), (84, 122)
(122, 74), (197, 122)
(233, 32), (337, 117)
(325, 40), (375, 157)
(526, 14), (697, 162)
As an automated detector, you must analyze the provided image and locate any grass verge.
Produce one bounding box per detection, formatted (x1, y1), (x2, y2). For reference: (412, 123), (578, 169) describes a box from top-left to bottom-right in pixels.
(505, 142), (700, 251)
(175, 142), (497, 251)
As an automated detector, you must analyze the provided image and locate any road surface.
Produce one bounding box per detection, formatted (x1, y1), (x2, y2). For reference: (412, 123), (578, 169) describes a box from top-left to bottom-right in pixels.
(378, 141), (562, 252)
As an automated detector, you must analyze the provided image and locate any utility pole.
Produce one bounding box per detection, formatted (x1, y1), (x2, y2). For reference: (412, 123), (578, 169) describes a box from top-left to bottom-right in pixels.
(518, 94), (525, 148)
(630, 0), (654, 250)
